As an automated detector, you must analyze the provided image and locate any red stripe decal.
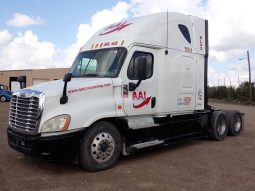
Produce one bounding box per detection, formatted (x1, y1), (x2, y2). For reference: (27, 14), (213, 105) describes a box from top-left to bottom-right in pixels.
(133, 97), (152, 109)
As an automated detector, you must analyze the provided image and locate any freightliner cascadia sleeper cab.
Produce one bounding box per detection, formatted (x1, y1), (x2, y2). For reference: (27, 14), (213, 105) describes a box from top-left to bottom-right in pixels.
(7, 12), (244, 171)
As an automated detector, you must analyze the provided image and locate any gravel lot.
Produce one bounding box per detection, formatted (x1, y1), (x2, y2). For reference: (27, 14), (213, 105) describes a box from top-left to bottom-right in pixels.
(0, 102), (255, 191)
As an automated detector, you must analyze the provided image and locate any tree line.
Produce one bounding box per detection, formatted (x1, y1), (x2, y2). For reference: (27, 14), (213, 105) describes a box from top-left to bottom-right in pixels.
(208, 81), (255, 105)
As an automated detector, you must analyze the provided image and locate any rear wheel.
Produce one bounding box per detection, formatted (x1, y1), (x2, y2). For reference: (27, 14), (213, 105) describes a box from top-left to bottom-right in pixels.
(210, 111), (228, 141)
(80, 121), (122, 171)
(0, 96), (6, 102)
(225, 111), (243, 136)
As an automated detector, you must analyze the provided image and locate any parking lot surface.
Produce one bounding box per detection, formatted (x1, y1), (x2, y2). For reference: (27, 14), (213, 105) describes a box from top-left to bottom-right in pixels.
(0, 102), (255, 191)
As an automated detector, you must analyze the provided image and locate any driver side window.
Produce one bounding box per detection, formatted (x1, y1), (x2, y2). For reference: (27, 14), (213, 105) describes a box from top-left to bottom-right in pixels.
(127, 51), (153, 80)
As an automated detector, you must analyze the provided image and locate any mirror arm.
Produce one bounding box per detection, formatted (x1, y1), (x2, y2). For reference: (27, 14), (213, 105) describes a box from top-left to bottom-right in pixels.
(136, 80), (142, 88)
(60, 73), (72, 105)
(129, 79), (142, 91)
(60, 82), (68, 104)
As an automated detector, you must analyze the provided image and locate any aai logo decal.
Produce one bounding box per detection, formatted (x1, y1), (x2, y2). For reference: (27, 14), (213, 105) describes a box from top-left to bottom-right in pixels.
(132, 91), (151, 109)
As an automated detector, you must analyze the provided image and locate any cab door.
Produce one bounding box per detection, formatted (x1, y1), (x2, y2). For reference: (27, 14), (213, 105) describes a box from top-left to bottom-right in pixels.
(121, 46), (157, 116)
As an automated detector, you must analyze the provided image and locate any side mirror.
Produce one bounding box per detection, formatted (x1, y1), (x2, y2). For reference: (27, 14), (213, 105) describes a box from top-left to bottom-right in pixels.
(63, 73), (72, 82)
(129, 57), (147, 91)
(137, 57), (147, 80)
(60, 73), (72, 104)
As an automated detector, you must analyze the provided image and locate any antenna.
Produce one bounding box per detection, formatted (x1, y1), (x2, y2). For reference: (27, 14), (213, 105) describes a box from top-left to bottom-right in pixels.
(165, 10), (169, 55)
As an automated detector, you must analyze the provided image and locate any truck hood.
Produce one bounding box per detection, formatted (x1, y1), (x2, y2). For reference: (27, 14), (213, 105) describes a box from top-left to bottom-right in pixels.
(27, 78), (113, 98)
(31, 77), (116, 132)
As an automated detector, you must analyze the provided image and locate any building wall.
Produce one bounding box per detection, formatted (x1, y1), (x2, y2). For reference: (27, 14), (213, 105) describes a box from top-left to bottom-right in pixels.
(0, 68), (69, 90)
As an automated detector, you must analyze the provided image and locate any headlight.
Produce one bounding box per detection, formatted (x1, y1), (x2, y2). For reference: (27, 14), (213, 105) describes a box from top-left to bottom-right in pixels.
(41, 115), (71, 133)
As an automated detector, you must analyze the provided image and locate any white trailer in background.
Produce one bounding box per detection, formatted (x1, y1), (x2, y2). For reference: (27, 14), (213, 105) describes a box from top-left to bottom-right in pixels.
(8, 12), (244, 171)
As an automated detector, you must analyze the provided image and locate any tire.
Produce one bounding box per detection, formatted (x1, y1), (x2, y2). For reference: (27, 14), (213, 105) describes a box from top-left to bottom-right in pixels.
(80, 121), (122, 171)
(225, 111), (243, 136)
(210, 111), (228, 141)
(0, 96), (7, 102)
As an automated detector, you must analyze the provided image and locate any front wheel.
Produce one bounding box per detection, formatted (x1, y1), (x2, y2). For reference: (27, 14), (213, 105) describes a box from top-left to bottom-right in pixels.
(80, 121), (122, 171)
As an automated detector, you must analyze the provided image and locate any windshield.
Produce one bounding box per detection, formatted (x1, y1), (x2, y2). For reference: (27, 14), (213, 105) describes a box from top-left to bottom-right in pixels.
(69, 48), (126, 78)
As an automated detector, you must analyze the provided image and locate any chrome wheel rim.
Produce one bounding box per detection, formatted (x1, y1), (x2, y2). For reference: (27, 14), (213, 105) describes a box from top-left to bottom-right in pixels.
(217, 117), (226, 136)
(91, 132), (115, 163)
(233, 115), (242, 132)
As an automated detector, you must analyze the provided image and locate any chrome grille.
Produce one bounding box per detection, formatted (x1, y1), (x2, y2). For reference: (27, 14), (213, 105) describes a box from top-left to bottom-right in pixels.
(9, 89), (45, 133)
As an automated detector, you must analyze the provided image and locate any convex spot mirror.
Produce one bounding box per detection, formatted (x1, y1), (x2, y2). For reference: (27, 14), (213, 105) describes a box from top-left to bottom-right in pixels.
(63, 73), (72, 82)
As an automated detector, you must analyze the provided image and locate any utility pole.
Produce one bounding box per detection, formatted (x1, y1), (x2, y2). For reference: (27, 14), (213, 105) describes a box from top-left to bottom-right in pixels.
(247, 51), (252, 104)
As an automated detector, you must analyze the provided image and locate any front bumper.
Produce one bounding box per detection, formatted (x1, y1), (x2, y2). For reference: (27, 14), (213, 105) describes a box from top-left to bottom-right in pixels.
(7, 128), (83, 159)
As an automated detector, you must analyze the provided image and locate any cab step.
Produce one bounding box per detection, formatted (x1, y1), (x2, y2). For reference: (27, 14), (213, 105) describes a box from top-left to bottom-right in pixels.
(128, 140), (164, 151)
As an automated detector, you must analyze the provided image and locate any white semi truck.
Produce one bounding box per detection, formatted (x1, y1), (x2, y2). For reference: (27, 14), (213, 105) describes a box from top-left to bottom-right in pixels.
(7, 12), (244, 171)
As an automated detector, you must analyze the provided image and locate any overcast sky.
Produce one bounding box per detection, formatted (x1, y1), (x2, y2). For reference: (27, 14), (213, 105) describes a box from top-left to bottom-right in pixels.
(0, 0), (254, 86)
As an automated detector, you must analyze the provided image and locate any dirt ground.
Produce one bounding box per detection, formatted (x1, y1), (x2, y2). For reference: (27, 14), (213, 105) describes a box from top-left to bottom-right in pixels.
(0, 102), (254, 191)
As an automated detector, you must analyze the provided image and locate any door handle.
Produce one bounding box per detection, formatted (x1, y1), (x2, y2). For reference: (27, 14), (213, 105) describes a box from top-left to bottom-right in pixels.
(151, 97), (156, 108)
